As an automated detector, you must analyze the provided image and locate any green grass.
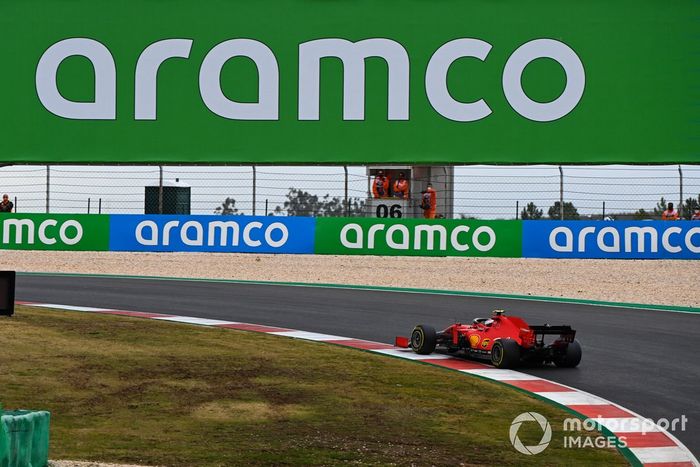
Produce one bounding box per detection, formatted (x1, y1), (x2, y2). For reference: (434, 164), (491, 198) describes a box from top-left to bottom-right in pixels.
(0, 307), (626, 466)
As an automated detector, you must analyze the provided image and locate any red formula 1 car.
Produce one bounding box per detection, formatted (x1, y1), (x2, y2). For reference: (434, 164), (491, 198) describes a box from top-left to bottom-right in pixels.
(395, 310), (581, 369)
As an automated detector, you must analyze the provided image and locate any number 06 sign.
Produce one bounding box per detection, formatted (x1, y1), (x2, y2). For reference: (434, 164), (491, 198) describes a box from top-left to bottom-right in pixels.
(369, 199), (409, 218)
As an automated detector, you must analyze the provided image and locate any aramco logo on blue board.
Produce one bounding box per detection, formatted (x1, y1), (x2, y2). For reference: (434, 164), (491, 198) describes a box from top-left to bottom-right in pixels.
(108, 215), (315, 253)
(522, 221), (700, 259)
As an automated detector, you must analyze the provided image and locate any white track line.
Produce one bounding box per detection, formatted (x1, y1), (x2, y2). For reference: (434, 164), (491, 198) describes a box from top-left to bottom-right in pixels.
(153, 316), (239, 326)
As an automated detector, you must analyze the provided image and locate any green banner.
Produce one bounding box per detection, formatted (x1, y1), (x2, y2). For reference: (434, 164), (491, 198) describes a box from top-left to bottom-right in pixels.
(315, 218), (522, 257)
(1, 0), (698, 165)
(0, 215), (109, 251)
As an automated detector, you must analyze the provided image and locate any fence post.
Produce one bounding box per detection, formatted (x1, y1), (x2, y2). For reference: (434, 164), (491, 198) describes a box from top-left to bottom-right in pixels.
(602, 201), (606, 219)
(14, 196), (17, 213)
(265, 199), (269, 216)
(558, 165), (564, 220)
(158, 165), (163, 214)
(679, 165), (683, 218)
(45, 165), (50, 213)
(88, 198), (91, 214)
(252, 165), (257, 216)
(515, 201), (519, 220)
(344, 166), (349, 217)
(98, 198), (102, 214)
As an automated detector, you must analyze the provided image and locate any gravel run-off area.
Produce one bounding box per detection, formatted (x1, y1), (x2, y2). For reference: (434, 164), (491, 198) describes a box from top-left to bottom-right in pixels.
(3, 251), (698, 309)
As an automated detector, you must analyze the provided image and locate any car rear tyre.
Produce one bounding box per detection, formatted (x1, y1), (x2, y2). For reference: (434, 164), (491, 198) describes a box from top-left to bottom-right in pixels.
(491, 339), (520, 369)
(411, 325), (437, 355)
(554, 340), (582, 368)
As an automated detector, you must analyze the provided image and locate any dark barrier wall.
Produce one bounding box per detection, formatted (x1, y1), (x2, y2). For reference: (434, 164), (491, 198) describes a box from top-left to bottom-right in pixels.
(0, 271), (16, 316)
(1, 1), (698, 165)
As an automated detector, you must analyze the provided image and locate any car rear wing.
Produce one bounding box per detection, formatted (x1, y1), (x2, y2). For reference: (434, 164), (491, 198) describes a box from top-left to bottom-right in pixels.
(529, 325), (576, 341)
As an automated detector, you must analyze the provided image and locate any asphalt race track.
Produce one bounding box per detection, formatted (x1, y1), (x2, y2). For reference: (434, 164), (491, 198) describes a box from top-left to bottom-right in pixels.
(15, 274), (700, 456)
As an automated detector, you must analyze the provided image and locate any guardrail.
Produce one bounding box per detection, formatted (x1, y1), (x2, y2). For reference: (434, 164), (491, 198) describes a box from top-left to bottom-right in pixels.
(0, 214), (698, 259)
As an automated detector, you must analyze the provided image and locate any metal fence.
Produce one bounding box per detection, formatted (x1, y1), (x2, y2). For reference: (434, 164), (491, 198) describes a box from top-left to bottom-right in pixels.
(0, 164), (698, 219)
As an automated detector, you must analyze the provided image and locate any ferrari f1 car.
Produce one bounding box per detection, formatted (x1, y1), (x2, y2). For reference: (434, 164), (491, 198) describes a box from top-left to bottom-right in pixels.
(395, 310), (581, 369)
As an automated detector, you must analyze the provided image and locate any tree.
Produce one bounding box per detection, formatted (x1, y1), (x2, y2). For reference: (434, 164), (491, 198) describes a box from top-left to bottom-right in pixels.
(282, 188), (322, 217)
(548, 201), (579, 220)
(681, 195), (700, 220)
(343, 198), (367, 217)
(214, 197), (239, 215)
(280, 188), (365, 217)
(652, 197), (668, 217)
(633, 208), (652, 220)
(521, 202), (543, 220)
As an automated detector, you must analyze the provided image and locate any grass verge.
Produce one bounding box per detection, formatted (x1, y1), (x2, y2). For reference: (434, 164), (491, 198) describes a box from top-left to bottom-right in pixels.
(0, 306), (626, 466)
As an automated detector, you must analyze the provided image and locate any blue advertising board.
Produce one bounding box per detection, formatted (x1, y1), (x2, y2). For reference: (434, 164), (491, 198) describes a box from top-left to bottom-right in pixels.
(522, 221), (700, 259)
(109, 215), (315, 254)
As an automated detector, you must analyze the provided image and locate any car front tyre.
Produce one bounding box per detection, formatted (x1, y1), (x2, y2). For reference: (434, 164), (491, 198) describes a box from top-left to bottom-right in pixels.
(410, 325), (437, 355)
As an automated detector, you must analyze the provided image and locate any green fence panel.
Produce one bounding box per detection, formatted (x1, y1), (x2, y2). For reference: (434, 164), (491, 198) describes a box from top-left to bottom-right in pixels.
(0, 411), (50, 467)
(0, 214), (109, 251)
(4, 413), (32, 467)
(29, 412), (49, 467)
(315, 218), (522, 257)
(0, 417), (7, 467)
